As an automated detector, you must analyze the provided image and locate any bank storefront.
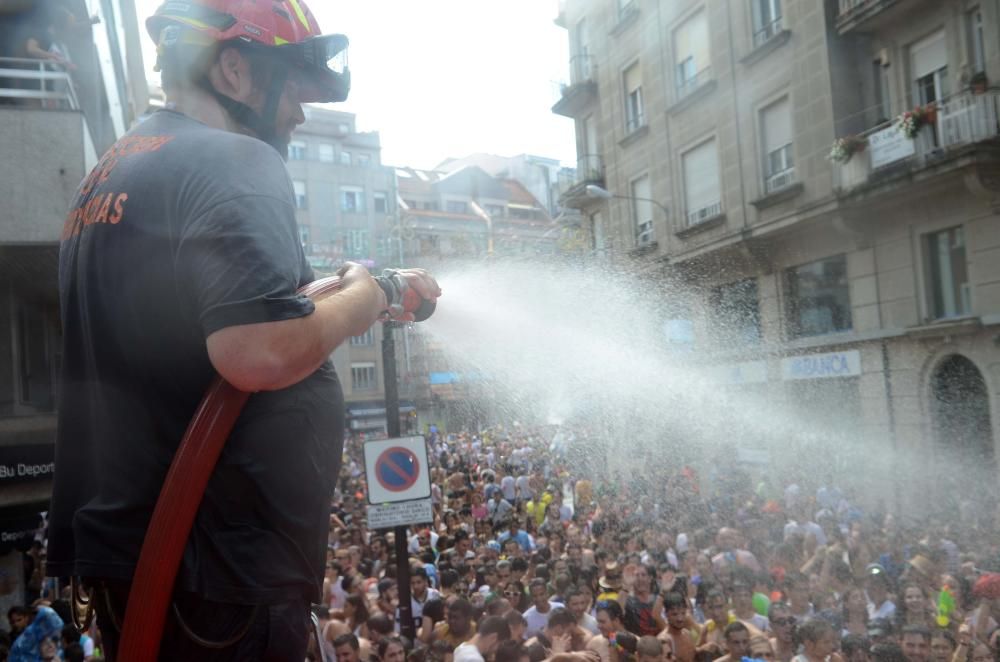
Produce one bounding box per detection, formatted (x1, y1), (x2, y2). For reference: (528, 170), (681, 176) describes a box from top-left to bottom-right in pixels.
(711, 348), (866, 474)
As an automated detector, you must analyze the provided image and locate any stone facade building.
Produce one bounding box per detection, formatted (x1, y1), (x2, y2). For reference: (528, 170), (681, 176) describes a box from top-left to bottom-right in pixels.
(554, 0), (1000, 497)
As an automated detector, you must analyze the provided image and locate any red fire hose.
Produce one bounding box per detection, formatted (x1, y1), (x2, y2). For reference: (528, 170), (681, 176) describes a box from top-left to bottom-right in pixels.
(116, 276), (345, 660)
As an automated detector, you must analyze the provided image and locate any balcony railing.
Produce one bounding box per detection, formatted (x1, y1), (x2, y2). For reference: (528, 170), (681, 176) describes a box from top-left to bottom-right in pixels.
(556, 154), (606, 207)
(753, 16), (784, 48)
(676, 66), (713, 100)
(835, 90), (1000, 192)
(552, 54), (598, 118)
(835, 0), (907, 33)
(0, 58), (79, 109)
(687, 200), (723, 226)
(765, 167), (796, 194)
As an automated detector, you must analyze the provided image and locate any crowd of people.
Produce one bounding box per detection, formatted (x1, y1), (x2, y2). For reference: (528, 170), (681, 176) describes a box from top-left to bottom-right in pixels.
(306, 424), (1000, 662)
(4, 422), (1000, 661)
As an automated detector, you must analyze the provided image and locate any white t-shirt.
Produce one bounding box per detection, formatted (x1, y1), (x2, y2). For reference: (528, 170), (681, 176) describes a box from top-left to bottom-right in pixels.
(578, 612), (600, 635)
(455, 642), (485, 662)
(501, 476), (516, 500)
(523, 601), (565, 639)
(516, 475), (534, 500)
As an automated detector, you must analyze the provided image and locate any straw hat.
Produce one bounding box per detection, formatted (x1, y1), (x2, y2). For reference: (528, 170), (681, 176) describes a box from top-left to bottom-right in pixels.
(599, 562), (623, 591)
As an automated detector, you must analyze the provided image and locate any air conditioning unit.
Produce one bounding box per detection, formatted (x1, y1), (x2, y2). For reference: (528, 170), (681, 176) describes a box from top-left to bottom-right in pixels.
(765, 169), (795, 194)
(637, 220), (654, 246)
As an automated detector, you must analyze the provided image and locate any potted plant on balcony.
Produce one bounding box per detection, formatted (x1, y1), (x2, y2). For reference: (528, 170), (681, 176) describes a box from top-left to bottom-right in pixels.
(828, 135), (868, 164)
(896, 104), (937, 139)
(970, 71), (989, 95)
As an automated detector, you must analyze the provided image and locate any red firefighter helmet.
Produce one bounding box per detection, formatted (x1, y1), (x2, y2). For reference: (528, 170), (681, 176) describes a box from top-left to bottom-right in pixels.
(146, 0), (349, 103)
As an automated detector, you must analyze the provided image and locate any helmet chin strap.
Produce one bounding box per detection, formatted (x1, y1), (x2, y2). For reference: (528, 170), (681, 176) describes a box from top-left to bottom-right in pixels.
(199, 64), (290, 155)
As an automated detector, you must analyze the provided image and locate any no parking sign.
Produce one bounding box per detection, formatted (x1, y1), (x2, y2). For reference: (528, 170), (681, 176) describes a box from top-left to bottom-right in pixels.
(364, 437), (431, 505)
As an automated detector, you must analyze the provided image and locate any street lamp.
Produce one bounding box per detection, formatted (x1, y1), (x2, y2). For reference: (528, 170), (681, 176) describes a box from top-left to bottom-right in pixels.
(585, 184), (670, 255)
(585, 184), (670, 218)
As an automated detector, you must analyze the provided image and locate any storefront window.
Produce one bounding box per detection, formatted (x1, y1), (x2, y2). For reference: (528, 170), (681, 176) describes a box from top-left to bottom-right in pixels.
(786, 255), (851, 338)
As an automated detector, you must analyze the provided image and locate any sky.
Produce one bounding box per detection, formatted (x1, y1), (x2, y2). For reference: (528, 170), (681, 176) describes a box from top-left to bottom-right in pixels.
(133, 0), (577, 170)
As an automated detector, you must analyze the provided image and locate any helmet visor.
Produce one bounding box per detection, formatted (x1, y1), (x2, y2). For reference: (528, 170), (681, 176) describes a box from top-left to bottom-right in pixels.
(279, 34), (350, 102)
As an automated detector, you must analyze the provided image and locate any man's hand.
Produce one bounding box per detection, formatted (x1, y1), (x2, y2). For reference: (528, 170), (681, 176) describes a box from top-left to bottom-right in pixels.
(398, 268), (442, 301)
(392, 268), (442, 322)
(551, 634), (573, 655)
(335, 262), (386, 332)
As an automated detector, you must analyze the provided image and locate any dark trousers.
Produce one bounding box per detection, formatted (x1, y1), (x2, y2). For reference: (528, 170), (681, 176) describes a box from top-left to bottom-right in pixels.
(91, 580), (311, 661)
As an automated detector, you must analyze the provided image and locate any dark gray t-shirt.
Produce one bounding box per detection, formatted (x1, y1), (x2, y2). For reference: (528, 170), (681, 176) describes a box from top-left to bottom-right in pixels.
(48, 109), (344, 604)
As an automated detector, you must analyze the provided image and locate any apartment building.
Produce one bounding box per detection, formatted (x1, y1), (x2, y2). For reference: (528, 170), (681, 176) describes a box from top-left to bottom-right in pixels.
(393, 164), (559, 430)
(0, 0), (147, 605)
(285, 107), (407, 436)
(554, 0), (1000, 494)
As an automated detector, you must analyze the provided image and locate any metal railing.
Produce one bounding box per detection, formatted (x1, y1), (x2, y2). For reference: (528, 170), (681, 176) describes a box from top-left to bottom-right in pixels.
(0, 57), (79, 109)
(753, 16), (784, 48)
(566, 53), (597, 88)
(687, 200), (723, 226)
(835, 90), (1000, 191)
(556, 154), (605, 194)
(765, 167), (796, 194)
(676, 66), (713, 100)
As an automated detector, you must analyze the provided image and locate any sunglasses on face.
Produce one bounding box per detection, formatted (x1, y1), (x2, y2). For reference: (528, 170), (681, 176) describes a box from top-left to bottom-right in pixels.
(504, 590), (521, 597)
(772, 617), (796, 626)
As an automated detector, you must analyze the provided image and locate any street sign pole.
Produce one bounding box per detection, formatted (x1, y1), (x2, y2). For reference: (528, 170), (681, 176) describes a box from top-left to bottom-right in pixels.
(381, 323), (415, 640)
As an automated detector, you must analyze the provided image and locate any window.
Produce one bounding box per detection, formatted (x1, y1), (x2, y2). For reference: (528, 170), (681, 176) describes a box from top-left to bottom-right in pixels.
(623, 62), (645, 133)
(674, 10), (711, 97)
(341, 186), (365, 213)
(339, 150), (352, 166)
(351, 328), (375, 346)
(967, 8), (985, 74)
(873, 59), (892, 121)
(683, 138), (722, 225)
(423, 201), (440, 211)
(351, 362), (377, 390)
(786, 255), (852, 338)
(631, 174), (654, 246)
(926, 226), (970, 319)
(911, 30), (948, 106)
(318, 144), (334, 163)
(358, 153), (371, 167)
(446, 200), (469, 214)
(289, 141), (307, 161)
(484, 204), (505, 218)
(298, 224), (310, 248)
(710, 279), (761, 344)
(751, 0), (782, 47)
(761, 97), (794, 193)
(347, 229), (369, 256)
(591, 210), (606, 251)
(15, 301), (55, 410)
(293, 180), (307, 209)
(373, 192), (388, 214)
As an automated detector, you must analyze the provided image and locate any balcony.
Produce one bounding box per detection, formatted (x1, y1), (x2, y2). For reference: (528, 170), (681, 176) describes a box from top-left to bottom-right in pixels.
(557, 154), (605, 209)
(554, 0), (567, 28)
(0, 59), (98, 244)
(834, 91), (1000, 196)
(552, 54), (598, 118)
(835, 0), (931, 35)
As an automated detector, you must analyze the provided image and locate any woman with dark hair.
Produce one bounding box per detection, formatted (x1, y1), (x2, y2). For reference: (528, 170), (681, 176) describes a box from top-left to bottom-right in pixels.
(609, 631), (639, 662)
(344, 594), (371, 639)
(379, 636), (408, 662)
(842, 586), (869, 637)
(897, 584), (934, 630)
(502, 580), (530, 612)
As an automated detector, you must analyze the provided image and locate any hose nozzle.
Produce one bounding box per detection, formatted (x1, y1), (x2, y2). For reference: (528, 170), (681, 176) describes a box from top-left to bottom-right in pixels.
(375, 270), (436, 322)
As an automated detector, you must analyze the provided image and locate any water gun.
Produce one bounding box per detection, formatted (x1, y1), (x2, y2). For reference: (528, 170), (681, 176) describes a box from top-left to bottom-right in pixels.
(937, 587), (956, 627)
